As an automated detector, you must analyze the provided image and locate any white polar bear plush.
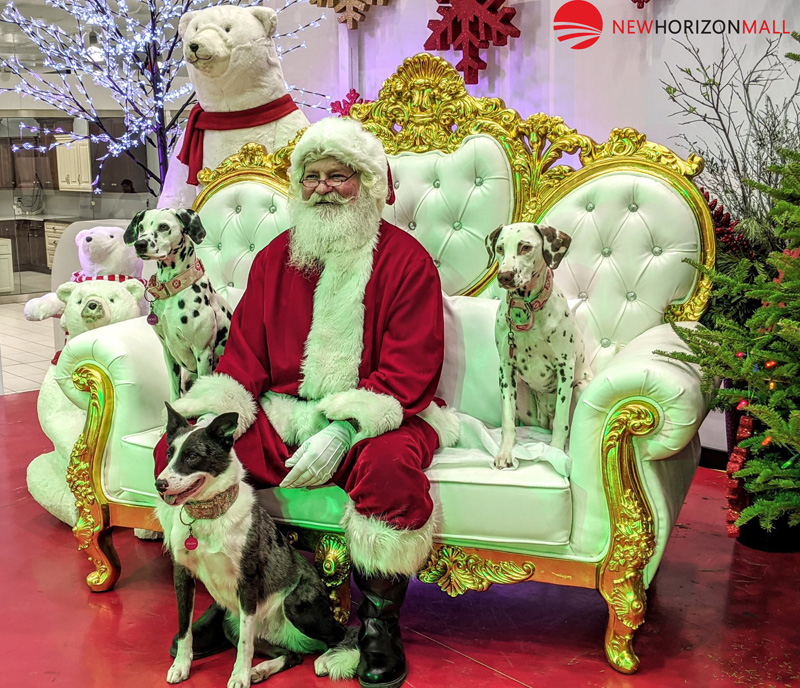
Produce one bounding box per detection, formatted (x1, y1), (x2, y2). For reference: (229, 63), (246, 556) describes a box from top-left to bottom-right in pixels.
(157, 4), (309, 209)
(24, 225), (144, 321)
(27, 279), (145, 526)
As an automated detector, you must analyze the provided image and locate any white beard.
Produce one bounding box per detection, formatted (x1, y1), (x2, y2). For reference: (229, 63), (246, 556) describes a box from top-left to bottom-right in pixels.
(288, 189), (382, 273)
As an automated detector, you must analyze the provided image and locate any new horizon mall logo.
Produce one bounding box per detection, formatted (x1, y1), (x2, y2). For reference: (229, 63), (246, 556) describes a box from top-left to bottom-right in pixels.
(553, 0), (791, 50)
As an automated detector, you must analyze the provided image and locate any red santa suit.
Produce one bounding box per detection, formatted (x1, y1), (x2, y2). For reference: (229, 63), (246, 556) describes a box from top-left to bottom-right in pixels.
(155, 220), (452, 530)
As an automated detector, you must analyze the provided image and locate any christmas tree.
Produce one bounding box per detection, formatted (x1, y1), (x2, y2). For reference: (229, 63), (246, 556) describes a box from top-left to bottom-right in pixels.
(664, 145), (800, 530)
(0, 0), (326, 195)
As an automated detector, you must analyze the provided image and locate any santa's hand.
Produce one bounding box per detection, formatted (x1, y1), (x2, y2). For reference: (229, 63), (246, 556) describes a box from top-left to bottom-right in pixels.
(280, 421), (356, 489)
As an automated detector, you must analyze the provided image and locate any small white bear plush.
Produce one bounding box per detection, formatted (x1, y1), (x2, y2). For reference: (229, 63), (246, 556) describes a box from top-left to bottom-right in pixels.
(24, 225), (144, 322)
(157, 4), (309, 209)
(57, 278), (145, 336)
(27, 278), (145, 526)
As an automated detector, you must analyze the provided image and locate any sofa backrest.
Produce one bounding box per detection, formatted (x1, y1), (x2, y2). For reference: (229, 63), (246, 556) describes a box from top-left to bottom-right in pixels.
(191, 54), (714, 423)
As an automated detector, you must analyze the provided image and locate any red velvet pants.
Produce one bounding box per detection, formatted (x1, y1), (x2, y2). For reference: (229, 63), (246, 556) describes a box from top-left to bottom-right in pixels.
(154, 405), (438, 530)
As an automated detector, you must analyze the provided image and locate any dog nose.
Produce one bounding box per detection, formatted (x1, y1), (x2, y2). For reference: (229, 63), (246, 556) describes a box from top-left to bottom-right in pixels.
(189, 43), (199, 53)
(155, 479), (169, 494)
(498, 271), (515, 287)
(134, 239), (148, 253)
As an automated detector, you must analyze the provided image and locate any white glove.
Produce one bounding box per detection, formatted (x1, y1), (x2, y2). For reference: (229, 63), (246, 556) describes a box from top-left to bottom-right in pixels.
(280, 420), (356, 489)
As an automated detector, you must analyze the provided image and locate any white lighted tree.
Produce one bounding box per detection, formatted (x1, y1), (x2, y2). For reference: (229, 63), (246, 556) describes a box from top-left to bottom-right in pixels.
(0, 0), (327, 195)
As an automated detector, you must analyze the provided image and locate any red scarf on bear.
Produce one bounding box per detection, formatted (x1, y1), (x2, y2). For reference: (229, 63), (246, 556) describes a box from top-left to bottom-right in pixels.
(178, 95), (299, 185)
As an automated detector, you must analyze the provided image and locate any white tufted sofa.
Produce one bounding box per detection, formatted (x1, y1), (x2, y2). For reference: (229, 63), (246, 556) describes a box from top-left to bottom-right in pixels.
(57, 55), (714, 674)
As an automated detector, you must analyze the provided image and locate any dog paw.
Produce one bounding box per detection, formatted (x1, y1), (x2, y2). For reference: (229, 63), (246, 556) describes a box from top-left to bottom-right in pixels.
(166, 660), (191, 683)
(313, 653), (330, 677)
(494, 452), (513, 470)
(227, 677), (250, 688)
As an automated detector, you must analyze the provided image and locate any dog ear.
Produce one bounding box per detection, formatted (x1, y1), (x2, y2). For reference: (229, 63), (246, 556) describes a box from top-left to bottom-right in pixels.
(248, 6), (278, 38)
(205, 412), (239, 452)
(485, 225), (504, 269)
(124, 210), (146, 246)
(165, 402), (191, 438)
(536, 224), (572, 270)
(178, 9), (198, 39)
(175, 209), (206, 245)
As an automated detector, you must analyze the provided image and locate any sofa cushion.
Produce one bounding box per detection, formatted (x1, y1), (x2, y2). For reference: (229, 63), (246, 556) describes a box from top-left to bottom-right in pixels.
(118, 428), (572, 548)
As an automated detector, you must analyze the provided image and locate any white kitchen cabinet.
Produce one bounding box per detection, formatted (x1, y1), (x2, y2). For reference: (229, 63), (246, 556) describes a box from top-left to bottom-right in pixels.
(55, 136), (93, 192)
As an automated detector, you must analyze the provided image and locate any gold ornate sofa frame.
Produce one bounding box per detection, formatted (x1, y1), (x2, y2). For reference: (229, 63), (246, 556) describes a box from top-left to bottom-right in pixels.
(65, 54), (713, 675)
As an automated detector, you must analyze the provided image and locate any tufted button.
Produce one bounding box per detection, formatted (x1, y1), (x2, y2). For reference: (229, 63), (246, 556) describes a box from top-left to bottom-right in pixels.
(433, 259), (441, 268)
(601, 246), (612, 257)
(652, 245), (663, 256)
(600, 337), (611, 348)
(452, 221), (462, 230)
(227, 282), (234, 287)
(249, 244), (255, 251)
(269, 205), (277, 214)
(216, 243), (222, 250)
(408, 221), (417, 230)
(475, 176), (484, 186)
(628, 202), (639, 212)
(433, 179), (441, 188)
(585, 202), (595, 212)
(235, 205), (242, 213)
(393, 180), (400, 189)
(626, 291), (637, 301)
(578, 291), (588, 301)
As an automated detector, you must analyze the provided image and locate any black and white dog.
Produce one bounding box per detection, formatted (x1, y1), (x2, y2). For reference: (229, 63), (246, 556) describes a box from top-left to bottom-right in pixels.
(125, 208), (232, 400)
(486, 222), (593, 466)
(156, 404), (358, 687)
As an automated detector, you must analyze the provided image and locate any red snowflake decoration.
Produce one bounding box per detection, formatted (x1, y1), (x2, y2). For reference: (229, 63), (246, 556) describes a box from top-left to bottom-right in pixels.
(331, 89), (371, 117)
(424, 0), (520, 84)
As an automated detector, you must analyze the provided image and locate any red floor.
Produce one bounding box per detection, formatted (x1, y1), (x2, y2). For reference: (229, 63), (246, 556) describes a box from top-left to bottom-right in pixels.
(4, 389), (799, 688)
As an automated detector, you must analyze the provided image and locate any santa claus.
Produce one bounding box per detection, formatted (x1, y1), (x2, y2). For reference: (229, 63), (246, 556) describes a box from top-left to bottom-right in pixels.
(158, 117), (459, 688)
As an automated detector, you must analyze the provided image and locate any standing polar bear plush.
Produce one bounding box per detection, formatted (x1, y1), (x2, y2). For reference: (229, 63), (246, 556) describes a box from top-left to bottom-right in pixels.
(158, 4), (309, 209)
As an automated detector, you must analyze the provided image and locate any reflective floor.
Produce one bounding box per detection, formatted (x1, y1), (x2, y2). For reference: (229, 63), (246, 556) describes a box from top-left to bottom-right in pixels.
(4, 389), (799, 687)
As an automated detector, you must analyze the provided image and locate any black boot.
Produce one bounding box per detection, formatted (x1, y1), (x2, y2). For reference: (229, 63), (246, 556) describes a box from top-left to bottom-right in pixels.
(354, 569), (410, 688)
(169, 602), (232, 659)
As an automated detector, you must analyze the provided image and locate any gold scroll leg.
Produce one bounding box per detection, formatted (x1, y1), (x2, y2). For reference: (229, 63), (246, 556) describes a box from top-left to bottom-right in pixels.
(598, 401), (659, 674)
(314, 532), (352, 625)
(65, 364), (120, 592)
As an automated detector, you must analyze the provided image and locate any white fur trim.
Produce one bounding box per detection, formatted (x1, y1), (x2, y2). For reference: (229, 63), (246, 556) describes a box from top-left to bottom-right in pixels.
(170, 373), (256, 438)
(298, 239), (376, 400)
(418, 402), (460, 448)
(259, 392), (328, 446)
(317, 388), (403, 442)
(289, 117), (388, 206)
(342, 502), (435, 576)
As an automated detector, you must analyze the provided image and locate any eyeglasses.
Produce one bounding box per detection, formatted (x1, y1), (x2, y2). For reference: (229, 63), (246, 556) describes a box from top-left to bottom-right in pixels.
(300, 171), (358, 189)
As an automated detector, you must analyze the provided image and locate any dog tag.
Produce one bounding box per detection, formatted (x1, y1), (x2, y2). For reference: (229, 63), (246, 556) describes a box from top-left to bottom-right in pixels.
(147, 312), (159, 325)
(184, 536), (198, 551)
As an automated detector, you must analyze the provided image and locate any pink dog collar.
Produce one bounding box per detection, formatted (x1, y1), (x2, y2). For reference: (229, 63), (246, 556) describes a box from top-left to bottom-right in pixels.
(506, 268), (553, 332)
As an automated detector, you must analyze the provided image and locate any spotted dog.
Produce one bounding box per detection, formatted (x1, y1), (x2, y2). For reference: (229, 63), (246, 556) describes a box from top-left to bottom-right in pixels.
(125, 208), (232, 400)
(156, 405), (359, 687)
(486, 222), (593, 467)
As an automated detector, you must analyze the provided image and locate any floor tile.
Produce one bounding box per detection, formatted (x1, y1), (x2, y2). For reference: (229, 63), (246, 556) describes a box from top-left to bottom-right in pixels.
(1, 348), (48, 364)
(4, 363), (47, 383)
(1, 372), (39, 393)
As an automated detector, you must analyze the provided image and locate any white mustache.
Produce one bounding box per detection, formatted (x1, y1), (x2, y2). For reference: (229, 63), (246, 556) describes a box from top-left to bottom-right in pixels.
(303, 191), (351, 206)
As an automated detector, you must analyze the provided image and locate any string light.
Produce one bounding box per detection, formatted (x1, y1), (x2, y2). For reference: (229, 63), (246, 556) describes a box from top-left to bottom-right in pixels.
(736, 399), (748, 410)
(736, 352), (746, 358)
(0, 1), (328, 192)
(762, 436), (773, 447)
(765, 360), (777, 369)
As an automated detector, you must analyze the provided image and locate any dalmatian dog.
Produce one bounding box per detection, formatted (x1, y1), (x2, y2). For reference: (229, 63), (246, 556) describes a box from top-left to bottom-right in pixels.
(486, 222), (593, 467)
(124, 208), (232, 401)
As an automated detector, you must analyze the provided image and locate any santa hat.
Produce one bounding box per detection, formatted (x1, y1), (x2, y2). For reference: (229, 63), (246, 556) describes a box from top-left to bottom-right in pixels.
(290, 117), (393, 207)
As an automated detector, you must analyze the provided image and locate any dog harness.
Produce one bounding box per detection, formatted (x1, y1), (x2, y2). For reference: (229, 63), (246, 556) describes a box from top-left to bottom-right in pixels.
(506, 268), (554, 358)
(145, 258), (206, 325)
(178, 95), (300, 186)
(179, 482), (240, 551)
